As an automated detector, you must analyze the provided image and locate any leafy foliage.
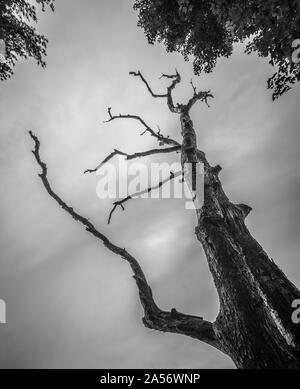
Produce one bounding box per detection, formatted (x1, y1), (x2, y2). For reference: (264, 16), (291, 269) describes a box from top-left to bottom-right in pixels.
(134, 0), (233, 75)
(0, 0), (55, 81)
(134, 0), (300, 99)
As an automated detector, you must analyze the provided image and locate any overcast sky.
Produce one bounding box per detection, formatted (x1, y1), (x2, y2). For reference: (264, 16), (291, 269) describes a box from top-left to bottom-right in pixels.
(0, 0), (300, 369)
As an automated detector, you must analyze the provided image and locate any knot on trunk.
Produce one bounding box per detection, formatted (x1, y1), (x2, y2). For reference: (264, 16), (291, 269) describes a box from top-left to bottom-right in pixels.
(235, 203), (252, 219)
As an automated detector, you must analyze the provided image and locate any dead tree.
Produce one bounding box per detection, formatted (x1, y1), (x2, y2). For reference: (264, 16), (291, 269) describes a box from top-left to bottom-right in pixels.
(29, 70), (300, 369)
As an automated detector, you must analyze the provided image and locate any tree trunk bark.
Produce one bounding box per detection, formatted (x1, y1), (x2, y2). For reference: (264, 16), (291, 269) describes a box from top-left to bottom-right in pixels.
(181, 110), (300, 368)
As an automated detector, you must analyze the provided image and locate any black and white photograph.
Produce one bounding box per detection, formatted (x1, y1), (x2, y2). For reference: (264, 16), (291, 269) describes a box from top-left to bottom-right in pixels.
(1, 0), (300, 377)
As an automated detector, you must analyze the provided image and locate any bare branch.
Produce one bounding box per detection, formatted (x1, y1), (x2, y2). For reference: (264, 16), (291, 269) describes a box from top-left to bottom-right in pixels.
(129, 71), (167, 98)
(108, 170), (182, 224)
(130, 70), (212, 114)
(103, 108), (179, 146)
(190, 79), (197, 95)
(130, 70), (182, 114)
(84, 145), (181, 174)
(29, 130), (220, 350)
(84, 149), (128, 174)
(186, 89), (214, 111)
(165, 69), (182, 113)
(159, 71), (180, 80)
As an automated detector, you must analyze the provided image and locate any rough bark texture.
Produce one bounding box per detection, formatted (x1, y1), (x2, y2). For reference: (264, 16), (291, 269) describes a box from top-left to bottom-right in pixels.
(139, 70), (300, 368)
(195, 135), (300, 369)
(179, 85), (300, 368)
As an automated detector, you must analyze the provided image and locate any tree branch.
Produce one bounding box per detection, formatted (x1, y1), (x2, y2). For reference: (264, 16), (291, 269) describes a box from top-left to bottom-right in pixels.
(129, 71), (167, 98)
(130, 70), (213, 115)
(130, 70), (182, 113)
(108, 170), (182, 224)
(84, 145), (181, 174)
(159, 70), (182, 113)
(184, 78), (214, 112)
(28, 130), (220, 350)
(103, 107), (179, 146)
(186, 89), (214, 111)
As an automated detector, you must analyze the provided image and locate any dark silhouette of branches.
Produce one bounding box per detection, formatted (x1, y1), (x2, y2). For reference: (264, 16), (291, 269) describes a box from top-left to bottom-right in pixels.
(130, 70), (213, 113)
(104, 107), (179, 146)
(29, 130), (221, 351)
(84, 145), (180, 174)
(107, 170), (182, 224)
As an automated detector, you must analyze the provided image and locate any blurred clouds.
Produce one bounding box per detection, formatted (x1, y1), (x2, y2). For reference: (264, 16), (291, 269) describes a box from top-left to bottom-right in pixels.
(0, 0), (299, 369)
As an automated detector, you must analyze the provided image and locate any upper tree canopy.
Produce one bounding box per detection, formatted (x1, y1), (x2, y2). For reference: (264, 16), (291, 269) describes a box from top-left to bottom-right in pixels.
(0, 0), (55, 81)
(133, 0), (300, 100)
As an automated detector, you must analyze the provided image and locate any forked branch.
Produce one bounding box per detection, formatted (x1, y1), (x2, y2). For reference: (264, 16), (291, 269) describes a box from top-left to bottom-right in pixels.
(104, 108), (179, 146)
(186, 79), (214, 111)
(130, 70), (213, 114)
(130, 69), (182, 113)
(29, 130), (220, 351)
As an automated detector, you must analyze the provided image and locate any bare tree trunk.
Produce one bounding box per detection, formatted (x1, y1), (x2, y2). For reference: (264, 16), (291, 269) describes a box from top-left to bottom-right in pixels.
(184, 117), (300, 368)
(177, 75), (300, 367)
